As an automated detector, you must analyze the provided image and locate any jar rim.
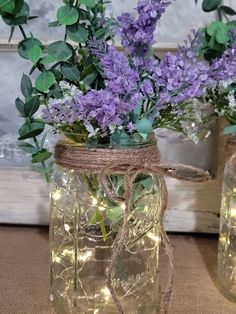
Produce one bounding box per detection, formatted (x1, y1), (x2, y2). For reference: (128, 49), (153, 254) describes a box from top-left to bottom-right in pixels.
(58, 132), (156, 149)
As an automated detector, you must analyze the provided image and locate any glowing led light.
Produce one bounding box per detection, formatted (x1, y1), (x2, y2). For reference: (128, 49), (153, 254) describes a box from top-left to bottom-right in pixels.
(94, 310), (99, 314)
(121, 203), (126, 210)
(230, 208), (236, 218)
(92, 198), (98, 205)
(52, 190), (61, 201)
(98, 206), (106, 211)
(64, 224), (70, 232)
(78, 250), (93, 263)
(50, 294), (54, 302)
(147, 232), (161, 243)
(100, 286), (111, 302)
(53, 256), (61, 263)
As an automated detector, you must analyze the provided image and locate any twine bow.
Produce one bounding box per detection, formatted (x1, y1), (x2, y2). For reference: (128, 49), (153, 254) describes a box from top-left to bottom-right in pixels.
(55, 142), (210, 314)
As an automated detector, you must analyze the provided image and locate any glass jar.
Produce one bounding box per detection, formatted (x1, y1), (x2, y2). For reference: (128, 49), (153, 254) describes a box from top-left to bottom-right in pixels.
(49, 139), (163, 314)
(218, 137), (236, 302)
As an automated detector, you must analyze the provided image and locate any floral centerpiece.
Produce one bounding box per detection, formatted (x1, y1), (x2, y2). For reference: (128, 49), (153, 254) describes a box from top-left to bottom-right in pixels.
(1, 0), (236, 313)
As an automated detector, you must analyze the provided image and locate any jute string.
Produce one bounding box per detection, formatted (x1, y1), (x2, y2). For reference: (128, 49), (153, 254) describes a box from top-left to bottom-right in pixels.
(55, 142), (210, 314)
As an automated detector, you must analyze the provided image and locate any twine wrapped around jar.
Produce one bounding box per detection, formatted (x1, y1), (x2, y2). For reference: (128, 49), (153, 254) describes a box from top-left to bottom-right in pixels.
(55, 142), (210, 314)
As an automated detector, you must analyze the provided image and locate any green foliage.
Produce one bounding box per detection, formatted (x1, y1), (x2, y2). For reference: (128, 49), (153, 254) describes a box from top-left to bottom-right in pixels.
(57, 5), (78, 25)
(0, 0), (114, 182)
(31, 149), (52, 163)
(196, 0), (236, 19)
(18, 142), (39, 154)
(20, 73), (32, 97)
(35, 71), (56, 92)
(111, 130), (132, 146)
(79, 0), (96, 8)
(135, 118), (153, 137)
(60, 62), (80, 82)
(28, 44), (42, 64)
(24, 96), (40, 117)
(18, 37), (44, 60)
(2, 2), (30, 26)
(199, 21), (235, 62)
(66, 23), (89, 43)
(47, 40), (73, 61)
(18, 120), (45, 140)
(202, 0), (221, 12)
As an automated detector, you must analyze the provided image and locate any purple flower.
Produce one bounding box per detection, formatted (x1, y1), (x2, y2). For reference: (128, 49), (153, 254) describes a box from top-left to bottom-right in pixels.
(140, 79), (154, 96)
(117, 0), (171, 60)
(153, 50), (211, 107)
(100, 46), (139, 95)
(210, 44), (236, 82)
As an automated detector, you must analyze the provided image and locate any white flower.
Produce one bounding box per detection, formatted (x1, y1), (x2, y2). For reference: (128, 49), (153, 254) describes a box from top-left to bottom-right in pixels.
(85, 124), (100, 138)
(220, 79), (233, 89)
(227, 91), (236, 110)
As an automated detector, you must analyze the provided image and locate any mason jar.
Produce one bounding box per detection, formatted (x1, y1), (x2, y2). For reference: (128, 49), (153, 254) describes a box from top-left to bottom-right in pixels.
(218, 136), (236, 302)
(49, 137), (163, 314)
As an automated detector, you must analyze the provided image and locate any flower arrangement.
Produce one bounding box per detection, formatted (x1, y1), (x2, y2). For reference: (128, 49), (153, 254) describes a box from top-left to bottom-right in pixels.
(193, 0), (236, 133)
(1, 0), (236, 182)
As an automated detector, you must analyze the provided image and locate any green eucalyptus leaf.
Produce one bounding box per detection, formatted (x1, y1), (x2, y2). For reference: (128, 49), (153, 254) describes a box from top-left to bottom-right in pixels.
(12, 0), (24, 14)
(17, 2), (29, 16)
(41, 55), (58, 65)
(57, 5), (78, 25)
(111, 129), (132, 146)
(48, 83), (63, 99)
(0, 0), (15, 13)
(18, 142), (38, 154)
(138, 176), (153, 191)
(31, 149), (52, 163)
(15, 97), (25, 116)
(78, 0), (96, 7)
(216, 27), (229, 44)
(207, 21), (222, 37)
(220, 5), (236, 16)
(135, 118), (153, 134)
(3, 13), (27, 25)
(60, 62), (80, 81)
(66, 23), (88, 43)
(18, 120), (45, 140)
(35, 71), (56, 92)
(28, 44), (42, 64)
(21, 74), (32, 97)
(3, 2), (29, 26)
(224, 125), (236, 135)
(94, 28), (107, 39)
(24, 95), (40, 117)
(133, 104), (142, 121)
(202, 0), (221, 12)
(48, 40), (73, 61)
(227, 21), (236, 31)
(18, 37), (44, 59)
(50, 69), (62, 81)
(83, 72), (98, 86)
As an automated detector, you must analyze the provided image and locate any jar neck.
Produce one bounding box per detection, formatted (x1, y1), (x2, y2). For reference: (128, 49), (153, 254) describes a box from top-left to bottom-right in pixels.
(58, 132), (156, 150)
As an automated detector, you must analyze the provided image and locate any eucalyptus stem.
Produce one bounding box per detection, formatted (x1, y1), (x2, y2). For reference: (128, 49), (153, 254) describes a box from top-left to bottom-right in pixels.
(33, 136), (50, 183)
(19, 25), (27, 39)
